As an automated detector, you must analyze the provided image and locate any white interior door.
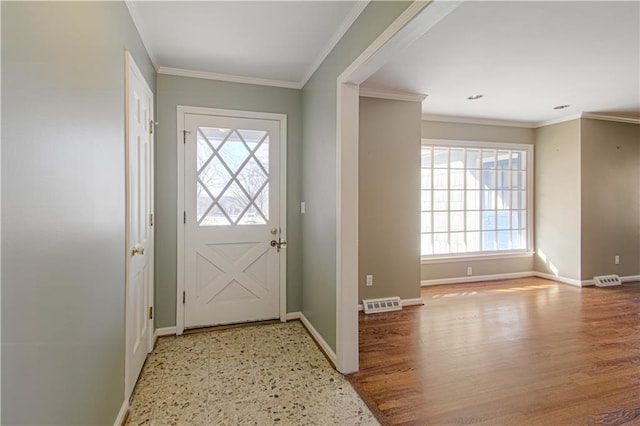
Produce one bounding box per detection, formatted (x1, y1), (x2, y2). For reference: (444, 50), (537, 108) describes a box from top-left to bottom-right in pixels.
(182, 112), (284, 328)
(125, 52), (154, 399)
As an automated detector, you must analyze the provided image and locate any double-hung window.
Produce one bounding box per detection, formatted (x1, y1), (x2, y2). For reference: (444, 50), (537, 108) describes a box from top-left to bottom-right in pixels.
(421, 140), (533, 260)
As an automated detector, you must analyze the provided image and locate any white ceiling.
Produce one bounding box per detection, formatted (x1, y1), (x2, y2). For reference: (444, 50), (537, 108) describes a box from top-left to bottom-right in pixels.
(363, 1), (640, 125)
(126, 0), (361, 88)
(127, 1), (639, 125)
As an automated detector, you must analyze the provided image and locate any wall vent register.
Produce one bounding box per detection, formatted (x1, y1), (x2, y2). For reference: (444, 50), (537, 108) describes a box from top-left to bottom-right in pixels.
(594, 275), (622, 287)
(363, 297), (402, 314)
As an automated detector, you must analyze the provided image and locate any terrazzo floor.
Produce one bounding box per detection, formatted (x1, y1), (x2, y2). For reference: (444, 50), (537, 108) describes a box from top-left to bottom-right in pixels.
(126, 320), (378, 425)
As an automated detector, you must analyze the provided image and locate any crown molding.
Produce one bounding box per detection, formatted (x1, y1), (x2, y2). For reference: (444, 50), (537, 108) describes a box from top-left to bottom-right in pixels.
(125, 1), (159, 70)
(421, 111), (640, 129)
(422, 113), (536, 128)
(157, 67), (302, 90)
(360, 87), (427, 103)
(300, 1), (370, 87)
(127, 0), (368, 88)
(582, 113), (640, 125)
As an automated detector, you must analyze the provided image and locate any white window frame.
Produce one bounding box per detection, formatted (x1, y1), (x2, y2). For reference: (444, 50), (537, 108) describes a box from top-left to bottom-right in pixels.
(421, 139), (534, 264)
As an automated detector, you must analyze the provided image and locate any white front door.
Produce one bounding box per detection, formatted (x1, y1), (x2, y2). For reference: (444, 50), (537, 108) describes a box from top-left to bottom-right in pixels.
(125, 52), (154, 399)
(182, 110), (285, 329)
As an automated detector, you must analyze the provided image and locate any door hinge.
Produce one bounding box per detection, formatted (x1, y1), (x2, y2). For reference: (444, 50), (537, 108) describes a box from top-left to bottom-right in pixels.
(148, 306), (153, 319)
(149, 213), (154, 227)
(182, 291), (186, 304)
(183, 130), (190, 144)
(183, 211), (186, 224)
(149, 120), (154, 135)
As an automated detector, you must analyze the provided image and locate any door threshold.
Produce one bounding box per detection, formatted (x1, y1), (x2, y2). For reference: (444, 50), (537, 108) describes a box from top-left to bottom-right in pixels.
(183, 319), (281, 335)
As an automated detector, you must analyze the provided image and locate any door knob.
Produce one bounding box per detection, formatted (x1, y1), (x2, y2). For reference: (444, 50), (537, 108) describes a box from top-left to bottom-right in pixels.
(131, 245), (145, 256)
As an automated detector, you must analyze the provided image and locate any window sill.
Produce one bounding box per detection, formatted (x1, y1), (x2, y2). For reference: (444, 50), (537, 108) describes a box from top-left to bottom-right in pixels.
(421, 251), (535, 265)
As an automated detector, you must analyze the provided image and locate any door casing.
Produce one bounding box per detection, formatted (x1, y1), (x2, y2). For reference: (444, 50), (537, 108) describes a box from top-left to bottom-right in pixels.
(176, 106), (287, 334)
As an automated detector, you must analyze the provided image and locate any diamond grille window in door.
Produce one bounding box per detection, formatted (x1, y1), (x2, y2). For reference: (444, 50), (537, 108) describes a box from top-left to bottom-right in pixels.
(197, 127), (269, 226)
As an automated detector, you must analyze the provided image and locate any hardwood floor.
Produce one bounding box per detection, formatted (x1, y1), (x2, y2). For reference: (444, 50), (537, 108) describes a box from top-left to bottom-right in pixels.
(348, 277), (640, 426)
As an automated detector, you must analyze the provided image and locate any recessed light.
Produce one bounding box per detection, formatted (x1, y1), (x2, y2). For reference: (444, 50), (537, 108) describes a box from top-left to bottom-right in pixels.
(467, 94), (484, 100)
(553, 104), (571, 110)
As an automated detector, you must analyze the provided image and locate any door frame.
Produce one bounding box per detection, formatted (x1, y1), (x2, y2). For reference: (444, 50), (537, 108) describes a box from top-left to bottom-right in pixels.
(176, 106), (287, 335)
(124, 50), (155, 398)
(334, 0), (462, 373)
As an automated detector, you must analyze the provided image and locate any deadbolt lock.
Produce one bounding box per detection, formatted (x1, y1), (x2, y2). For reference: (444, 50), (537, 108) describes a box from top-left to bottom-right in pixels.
(131, 245), (145, 256)
(270, 239), (287, 252)
(270, 227), (279, 235)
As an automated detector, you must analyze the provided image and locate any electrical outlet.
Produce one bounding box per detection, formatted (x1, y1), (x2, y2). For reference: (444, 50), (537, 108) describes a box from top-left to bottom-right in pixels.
(300, 202), (306, 214)
(615, 255), (620, 265)
(366, 275), (373, 286)
(467, 267), (473, 276)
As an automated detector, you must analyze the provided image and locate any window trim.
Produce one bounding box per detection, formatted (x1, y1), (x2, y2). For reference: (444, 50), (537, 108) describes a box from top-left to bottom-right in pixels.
(420, 138), (534, 262)
(421, 250), (535, 265)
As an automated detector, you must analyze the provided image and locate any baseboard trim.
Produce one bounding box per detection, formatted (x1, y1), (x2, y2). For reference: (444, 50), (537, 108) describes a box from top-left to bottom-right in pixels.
(533, 272), (583, 287)
(153, 326), (176, 349)
(114, 399), (129, 426)
(419, 271), (640, 290)
(154, 326), (176, 338)
(422, 271), (535, 286)
(286, 311), (301, 321)
(420, 271), (593, 288)
(582, 275), (640, 287)
(298, 312), (337, 366)
(401, 297), (424, 307)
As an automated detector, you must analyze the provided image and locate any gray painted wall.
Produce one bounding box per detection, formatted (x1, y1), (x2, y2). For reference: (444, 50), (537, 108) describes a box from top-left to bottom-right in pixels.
(580, 119), (640, 280)
(421, 120), (535, 281)
(301, 1), (411, 352)
(534, 119), (582, 280)
(1, 1), (154, 423)
(359, 97), (421, 301)
(422, 120), (536, 145)
(423, 257), (535, 282)
(155, 74), (303, 328)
